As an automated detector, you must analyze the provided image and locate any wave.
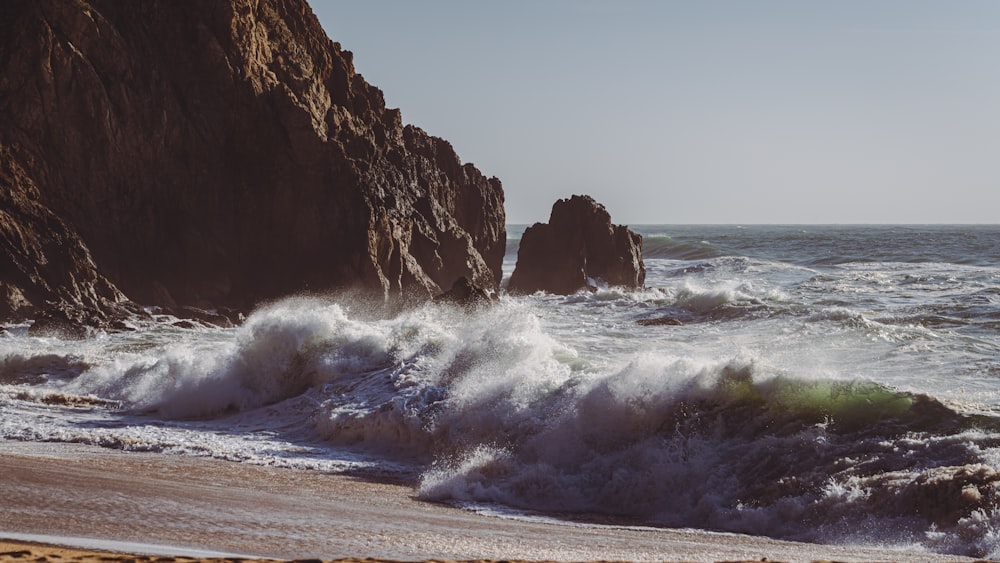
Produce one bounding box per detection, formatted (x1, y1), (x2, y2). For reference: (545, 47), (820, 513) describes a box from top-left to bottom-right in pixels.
(642, 235), (726, 261)
(0, 353), (90, 385)
(505, 237), (521, 259)
(418, 355), (1000, 557)
(628, 225), (1000, 269)
(6, 296), (1000, 556)
(58, 298), (463, 419)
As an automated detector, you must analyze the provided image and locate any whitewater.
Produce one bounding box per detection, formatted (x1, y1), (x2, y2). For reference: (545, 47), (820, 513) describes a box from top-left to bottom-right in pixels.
(2, 224), (1000, 558)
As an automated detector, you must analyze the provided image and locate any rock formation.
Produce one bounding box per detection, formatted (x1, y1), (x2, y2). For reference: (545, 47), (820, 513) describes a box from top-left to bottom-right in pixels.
(0, 148), (138, 326)
(0, 0), (505, 324)
(434, 276), (496, 309)
(508, 195), (644, 295)
(636, 316), (683, 327)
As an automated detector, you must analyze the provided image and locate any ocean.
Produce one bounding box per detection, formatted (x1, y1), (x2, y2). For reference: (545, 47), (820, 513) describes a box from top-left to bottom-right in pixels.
(2, 224), (999, 558)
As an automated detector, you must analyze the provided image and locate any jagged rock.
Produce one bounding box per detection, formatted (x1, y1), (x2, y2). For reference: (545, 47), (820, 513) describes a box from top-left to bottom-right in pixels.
(0, 148), (132, 325)
(28, 306), (92, 340)
(435, 276), (496, 309)
(173, 306), (235, 329)
(508, 195), (645, 295)
(108, 319), (136, 332)
(217, 307), (247, 326)
(0, 0), (505, 324)
(26, 301), (148, 337)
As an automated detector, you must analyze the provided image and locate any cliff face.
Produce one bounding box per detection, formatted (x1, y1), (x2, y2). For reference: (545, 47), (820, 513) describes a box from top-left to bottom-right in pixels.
(0, 0), (505, 321)
(0, 146), (130, 323)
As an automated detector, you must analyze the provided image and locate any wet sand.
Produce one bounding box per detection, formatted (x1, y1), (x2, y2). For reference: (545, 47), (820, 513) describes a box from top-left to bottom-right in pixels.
(0, 441), (981, 563)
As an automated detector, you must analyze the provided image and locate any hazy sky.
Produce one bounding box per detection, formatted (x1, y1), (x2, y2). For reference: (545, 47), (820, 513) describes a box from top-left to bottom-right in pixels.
(313, 1), (1000, 224)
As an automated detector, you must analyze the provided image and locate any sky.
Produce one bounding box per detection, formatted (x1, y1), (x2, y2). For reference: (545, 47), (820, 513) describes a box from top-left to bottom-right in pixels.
(313, 1), (1000, 224)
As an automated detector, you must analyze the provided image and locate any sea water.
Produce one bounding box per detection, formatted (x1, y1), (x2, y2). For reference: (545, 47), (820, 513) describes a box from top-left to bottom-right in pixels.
(2, 225), (999, 557)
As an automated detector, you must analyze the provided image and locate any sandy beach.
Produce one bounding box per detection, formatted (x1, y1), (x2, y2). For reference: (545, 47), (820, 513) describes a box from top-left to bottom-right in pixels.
(0, 440), (985, 563)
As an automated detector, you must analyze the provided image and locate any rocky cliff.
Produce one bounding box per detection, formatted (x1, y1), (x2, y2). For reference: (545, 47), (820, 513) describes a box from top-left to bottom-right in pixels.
(0, 0), (505, 323)
(508, 195), (644, 295)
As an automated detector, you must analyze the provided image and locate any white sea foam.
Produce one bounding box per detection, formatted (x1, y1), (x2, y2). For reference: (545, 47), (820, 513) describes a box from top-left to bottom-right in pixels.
(62, 299), (418, 418)
(4, 225), (1000, 557)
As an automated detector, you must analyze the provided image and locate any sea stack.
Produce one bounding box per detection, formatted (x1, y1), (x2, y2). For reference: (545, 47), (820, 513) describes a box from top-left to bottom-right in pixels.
(0, 0), (505, 324)
(508, 195), (645, 295)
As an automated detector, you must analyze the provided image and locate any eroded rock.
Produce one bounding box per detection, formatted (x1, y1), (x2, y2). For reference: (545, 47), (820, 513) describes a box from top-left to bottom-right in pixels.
(0, 148), (132, 325)
(0, 0), (505, 324)
(508, 195), (644, 295)
(435, 276), (496, 309)
(636, 316), (683, 327)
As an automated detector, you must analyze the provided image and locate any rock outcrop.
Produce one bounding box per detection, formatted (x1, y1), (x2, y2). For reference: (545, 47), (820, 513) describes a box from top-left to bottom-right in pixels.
(434, 276), (496, 309)
(0, 148), (135, 325)
(508, 195), (644, 295)
(0, 0), (504, 324)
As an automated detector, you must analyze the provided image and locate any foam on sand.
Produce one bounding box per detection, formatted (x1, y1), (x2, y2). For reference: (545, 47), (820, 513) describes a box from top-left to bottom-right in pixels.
(0, 441), (977, 563)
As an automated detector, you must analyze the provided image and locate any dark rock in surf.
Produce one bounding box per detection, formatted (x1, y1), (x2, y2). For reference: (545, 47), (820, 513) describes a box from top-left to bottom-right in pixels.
(25, 300), (148, 337)
(435, 276), (496, 309)
(217, 307), (247, 326)
(0, 0), (505, 325)
(27, 306), (92, 340)
(637, 316), (683, 327)
(508, 195), (645, 295)
(173, 306), (235, 329)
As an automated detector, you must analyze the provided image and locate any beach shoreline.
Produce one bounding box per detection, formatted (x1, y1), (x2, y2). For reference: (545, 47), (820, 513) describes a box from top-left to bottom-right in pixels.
(0, 440), (981, 563)
(0, 539), (251, 562)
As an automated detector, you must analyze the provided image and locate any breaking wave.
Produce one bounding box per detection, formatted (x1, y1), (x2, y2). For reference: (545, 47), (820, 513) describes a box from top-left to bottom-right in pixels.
(417, 352), (1000, 557)
(6, 224), (1000, 560)
(6, 295), (1000, 557)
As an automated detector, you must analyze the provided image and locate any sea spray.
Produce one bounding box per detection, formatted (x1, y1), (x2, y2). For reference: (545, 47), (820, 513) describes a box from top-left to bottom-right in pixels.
(418, 351), (1000, 557)
(5, 294), (1000, 557)
(6, 296), (1000, 556)
(313, 299), (581, 458)
(4, 225), (1000, 557)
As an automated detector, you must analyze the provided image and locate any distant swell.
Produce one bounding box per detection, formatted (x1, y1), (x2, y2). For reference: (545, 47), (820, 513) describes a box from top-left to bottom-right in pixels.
(642, 235), (726, 261)
(507, 233), (727, 262)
